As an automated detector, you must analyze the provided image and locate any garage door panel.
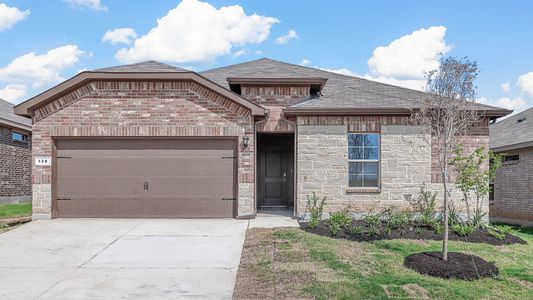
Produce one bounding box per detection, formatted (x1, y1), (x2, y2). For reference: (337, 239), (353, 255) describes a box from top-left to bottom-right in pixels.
(56, 139), (236, 218)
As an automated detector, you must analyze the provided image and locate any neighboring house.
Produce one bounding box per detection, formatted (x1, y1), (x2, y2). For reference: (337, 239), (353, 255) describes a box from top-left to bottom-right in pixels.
(489, 107), (533, 226)
(0, 98), (32, 204)
(14, 59), (510, 220)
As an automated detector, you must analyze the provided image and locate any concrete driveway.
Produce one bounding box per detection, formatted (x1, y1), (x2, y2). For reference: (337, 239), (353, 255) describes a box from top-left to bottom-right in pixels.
(0, 219), (249, 300)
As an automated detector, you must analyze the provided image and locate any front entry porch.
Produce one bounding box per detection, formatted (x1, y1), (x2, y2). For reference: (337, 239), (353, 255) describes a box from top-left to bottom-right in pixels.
(256, 133), (295, 211)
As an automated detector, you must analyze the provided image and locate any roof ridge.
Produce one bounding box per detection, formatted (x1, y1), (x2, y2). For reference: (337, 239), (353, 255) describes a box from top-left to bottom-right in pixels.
(92, 60), (189, 72)
(201, 58), (270, 73)
(251, 58), (434, 96)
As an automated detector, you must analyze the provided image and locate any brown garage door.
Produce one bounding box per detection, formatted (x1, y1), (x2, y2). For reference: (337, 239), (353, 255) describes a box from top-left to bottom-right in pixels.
(55, 139), (236, 218)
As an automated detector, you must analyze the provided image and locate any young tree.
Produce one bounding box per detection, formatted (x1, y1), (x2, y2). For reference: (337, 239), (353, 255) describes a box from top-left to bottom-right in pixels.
(411, 56), (480, 261)
(452, 147), (503, 227)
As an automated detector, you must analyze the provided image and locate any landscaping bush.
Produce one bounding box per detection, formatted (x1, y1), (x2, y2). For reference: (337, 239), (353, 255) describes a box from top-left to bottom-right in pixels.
(487, 224), (514, 240)
(362, 214), (381, 235)
(306, 192), (326, 229)
(328, 208), (353, 236)
(407, 184), (437, 225)
(381, 208), (411, 229)
(452, 223), (475, 236)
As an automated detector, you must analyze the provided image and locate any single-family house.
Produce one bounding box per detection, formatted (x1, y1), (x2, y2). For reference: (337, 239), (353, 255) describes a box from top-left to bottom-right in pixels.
(13, 59), (510, 219)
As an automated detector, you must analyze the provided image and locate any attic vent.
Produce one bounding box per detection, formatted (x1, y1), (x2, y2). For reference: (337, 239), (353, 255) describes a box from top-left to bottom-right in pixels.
(517, 117), (527, 123)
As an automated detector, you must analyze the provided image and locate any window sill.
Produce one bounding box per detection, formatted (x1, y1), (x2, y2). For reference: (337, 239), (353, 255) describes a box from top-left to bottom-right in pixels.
(346, 187), (381, 194)
(502, 161), (519, 165)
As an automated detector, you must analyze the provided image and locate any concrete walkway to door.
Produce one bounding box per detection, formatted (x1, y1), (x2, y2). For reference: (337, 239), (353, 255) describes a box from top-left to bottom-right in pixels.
(0, 219), (250, 300)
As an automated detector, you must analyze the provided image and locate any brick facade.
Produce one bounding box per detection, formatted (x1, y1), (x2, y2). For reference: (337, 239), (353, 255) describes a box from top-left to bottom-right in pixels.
(241, 85), (307, 133)
(295, 116), (488, 216)
(491, 147), (533, 225)
(31, 80), (255, 219)
(0, 125), (32, 203)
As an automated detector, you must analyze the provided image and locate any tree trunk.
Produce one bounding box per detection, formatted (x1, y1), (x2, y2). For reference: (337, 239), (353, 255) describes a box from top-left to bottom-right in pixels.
(442, 158), (449, 262)
(463, 191), (471, 223)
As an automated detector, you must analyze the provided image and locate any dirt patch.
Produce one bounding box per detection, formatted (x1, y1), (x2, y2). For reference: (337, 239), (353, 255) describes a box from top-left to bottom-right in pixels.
(382, 284), (430, 299)
(300, 221), (527, 246)
(404, 251), (499, 280)
(233, 228), (315, 300)
(510, 277), (533, 289)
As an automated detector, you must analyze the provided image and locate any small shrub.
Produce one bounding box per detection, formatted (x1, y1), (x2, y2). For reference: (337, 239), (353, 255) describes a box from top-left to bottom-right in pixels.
(452, 223), (475, 236)
(306, 192), (326, 229)
(434, 223), (444, 235)
(328, 208), (352, 236)
(447, 202), (462, 226)
(493, 224), (514, 235)
(350, 224), (364, 235)
(329, 222), (342, 236)
(415, 227), (423, 235)
(0, 222), (8, 229)
(362, 214), (381, 235)
(488, 228), (505, 240)
(362, 214), (380, 227)
(329, 209), (353, 229)
(407, 184), (437, 224)
(383, 224), (393, 235)
(382, 208), (411, 229)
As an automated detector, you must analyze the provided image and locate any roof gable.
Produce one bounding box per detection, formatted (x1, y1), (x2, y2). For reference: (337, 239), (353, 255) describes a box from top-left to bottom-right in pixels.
(14, 63), (266, 117)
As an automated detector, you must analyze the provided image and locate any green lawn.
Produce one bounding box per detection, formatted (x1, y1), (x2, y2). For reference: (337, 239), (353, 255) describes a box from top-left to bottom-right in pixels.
(234, 226), (533, 300)
(0, 202), (32, 219)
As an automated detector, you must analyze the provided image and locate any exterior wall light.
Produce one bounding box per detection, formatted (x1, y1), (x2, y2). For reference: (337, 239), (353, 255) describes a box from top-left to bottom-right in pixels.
(242, 135), (250, 149)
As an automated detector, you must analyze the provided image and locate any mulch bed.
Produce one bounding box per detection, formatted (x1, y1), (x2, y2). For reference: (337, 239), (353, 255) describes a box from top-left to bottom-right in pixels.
(300, 221), (526, 246)
(404, 251), (499, 280)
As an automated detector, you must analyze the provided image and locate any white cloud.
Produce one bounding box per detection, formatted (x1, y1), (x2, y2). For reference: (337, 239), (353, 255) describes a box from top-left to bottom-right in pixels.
(0, 3), (30, 31)
(368, 26), (451, 79)
(0, 84), (26, 103)
(477, 96), (529, 113)
(254, 50), (263, 55)
(0, 45), (84, 87)
(102, 28), (137, 45)
(273, 29), (297, 44)
(115, 0), (278, 64)
(517, 72), (533, 98)
(232, 49), (248, 58)
(322, 68), (357, 77)
(363, 26), (451, 91)
(501, 82), (510, 92)
(300, 58), (311, 66)
(64, 0), (107, 11)
(364, 75), (426, 91)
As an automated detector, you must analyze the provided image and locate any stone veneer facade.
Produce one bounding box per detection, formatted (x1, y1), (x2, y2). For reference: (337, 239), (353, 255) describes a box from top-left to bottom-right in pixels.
(491, 146), (533, 225)
(31, 80), (255, 219)
(0, 125), (32, 203)
(295, 116), (490, 216)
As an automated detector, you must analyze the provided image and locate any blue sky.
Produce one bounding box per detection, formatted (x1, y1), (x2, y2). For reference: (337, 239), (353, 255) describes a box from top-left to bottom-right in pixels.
(1, 0), (532, 114)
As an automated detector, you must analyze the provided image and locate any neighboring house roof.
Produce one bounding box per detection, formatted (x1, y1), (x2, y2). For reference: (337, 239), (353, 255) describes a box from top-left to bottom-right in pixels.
(0, 98), (31, 131)
(14, 61), (266, 117)
(490, 107), (533, 152)
(201, 58), (511, 117)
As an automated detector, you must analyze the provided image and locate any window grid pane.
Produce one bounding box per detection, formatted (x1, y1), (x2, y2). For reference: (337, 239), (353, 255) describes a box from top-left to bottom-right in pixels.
(348, 133), (380, 188)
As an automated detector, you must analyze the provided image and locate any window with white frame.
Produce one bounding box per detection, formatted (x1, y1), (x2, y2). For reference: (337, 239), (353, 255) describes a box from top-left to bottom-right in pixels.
(348, 133), (380, 188)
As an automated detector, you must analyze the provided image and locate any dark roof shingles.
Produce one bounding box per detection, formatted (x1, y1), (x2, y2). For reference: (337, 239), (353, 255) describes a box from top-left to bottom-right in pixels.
(490, 107), (533, 150)
(93, 61), (189, 73)
(0, 98), (32, 128)
(200, 58), (506, 112)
